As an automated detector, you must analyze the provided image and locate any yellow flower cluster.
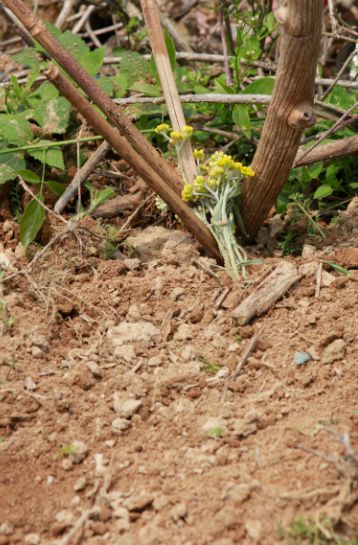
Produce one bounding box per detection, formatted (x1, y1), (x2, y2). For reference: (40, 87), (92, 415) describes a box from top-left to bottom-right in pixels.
(205, 151), (255, 178)
(170, 125), (193, 143)
(154, 123), (170, 134)
(154, 124), (193, 144)
(182, 150), (255, 202)
(182, 183), (194, 202)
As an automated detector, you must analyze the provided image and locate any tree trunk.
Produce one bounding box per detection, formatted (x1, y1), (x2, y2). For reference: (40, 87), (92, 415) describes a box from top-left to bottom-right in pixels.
(240, 0), (324, 239)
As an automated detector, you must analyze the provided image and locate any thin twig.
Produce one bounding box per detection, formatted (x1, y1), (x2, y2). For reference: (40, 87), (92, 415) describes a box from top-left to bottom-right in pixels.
(320, 48), (358, 101)
(315, 261), (323, 299)
(294, 101), (358, 166)
(118, 194), (153, 232)
(114, 93), (271, 105)
(19, 178), (68, 224)
(327, 0), (339, 37)
(234, 334), (258, 378)
(72, 4), (96, 33)
(54, 141), (110, 214)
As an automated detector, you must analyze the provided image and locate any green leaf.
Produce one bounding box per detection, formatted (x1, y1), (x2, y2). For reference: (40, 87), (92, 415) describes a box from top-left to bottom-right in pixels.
(232, 105), (251, 138)
(20, 198), (45, 247)
(243, 77), (274, 95)
(40, 24), (105, 76)
(29, 81), (59, 106)
(0, 114), (33, 146)
(0, 151), (26, 185)
(313, 184), (334, 199)
(306, 161), (323, 179)
(113, 73), (129, 98)
(322, 260), (350, 276)
(33, 97), (71, 134)
(326, 87), (358, 110)
(242, 36), (261, 61)
(115, 48), (151, 86)
(97, 77), (114, 96)
(17, 169), (41, 184)
(129, 82), (161, 96)
(214, 75), (233, 94)
(150, 28), (176, 78)
(29, 142), (65, 169)
(45, 180), (65, 195)
(13, 48), (44, 68)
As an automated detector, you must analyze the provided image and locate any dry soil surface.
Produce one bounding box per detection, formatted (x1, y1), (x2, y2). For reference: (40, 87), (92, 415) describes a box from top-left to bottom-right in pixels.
(0, 206), (357, 545)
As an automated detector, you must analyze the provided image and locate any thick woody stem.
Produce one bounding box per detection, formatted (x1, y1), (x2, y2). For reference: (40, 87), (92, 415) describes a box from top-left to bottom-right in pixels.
(240, 0), (324, 239)
(1, 0), (184, 197)
(46, 64), (221, 261)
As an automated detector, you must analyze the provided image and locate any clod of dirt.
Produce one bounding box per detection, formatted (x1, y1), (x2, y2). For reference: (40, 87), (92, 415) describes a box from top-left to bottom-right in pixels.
(24, 533), (40, 545)
(73, 477), (87, 492)
(113, 344), (137, 363)
(170, 502), (187, 521)
(113, 393), (143, 419)
(321, 338), (346, 364)
(123, 493), (154, 512)
(127, 226), (196, 261)
(111, 417), (131, 434)
(71, 440), (88, 464)
(86, 360), (102, 378)
(107, 321), (160, 349)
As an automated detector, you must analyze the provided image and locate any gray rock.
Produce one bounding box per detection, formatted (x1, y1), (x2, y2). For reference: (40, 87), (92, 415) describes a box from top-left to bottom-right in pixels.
(321, 339), (346, 364)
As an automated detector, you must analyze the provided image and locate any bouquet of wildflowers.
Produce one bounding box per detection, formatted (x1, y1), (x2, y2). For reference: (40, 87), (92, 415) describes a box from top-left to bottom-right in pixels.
(155, 124), (256, 279)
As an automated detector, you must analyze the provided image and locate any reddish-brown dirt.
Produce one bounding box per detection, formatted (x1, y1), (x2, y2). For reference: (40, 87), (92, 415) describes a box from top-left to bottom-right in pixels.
(0, 204), (357, 545)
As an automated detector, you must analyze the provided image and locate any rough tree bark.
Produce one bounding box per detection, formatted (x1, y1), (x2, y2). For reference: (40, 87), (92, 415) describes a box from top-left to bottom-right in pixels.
(240, 0), (324, 239)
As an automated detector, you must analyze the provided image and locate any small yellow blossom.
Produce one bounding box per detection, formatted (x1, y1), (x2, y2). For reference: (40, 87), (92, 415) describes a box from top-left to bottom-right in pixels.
(241, 166), (255, 177)
(193, 175), (205, 191)
(194, 149), (205, 160)
(181, 125), (193, 138)
(209, 166), (225, 178)
(182, 183), (194, 201)
(154, 123), (170, 134)
(170, 130), (184, 143)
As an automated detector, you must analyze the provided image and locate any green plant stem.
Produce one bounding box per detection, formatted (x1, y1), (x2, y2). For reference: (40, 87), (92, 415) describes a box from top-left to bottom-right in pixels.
(0, 135), (103, 156)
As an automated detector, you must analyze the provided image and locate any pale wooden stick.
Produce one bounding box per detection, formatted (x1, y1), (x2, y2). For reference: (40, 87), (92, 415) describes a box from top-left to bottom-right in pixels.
(140, 0), (197, 184)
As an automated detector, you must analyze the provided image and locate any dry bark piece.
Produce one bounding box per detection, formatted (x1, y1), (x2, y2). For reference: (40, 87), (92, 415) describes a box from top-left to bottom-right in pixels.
(232, 261), (303, 325)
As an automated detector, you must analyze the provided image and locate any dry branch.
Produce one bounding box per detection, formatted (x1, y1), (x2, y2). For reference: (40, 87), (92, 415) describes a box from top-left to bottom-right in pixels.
(240, 0), (324, 239)
(45, 64), (221, 261)
(232, 262), (303, 325)
(295, 135), (358, 166)
(140, 0), (197, 183)
(1, 0), (184, 197)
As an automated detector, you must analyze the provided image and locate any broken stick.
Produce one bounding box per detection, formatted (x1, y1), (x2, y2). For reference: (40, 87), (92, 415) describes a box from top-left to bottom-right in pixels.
(232, 261), (303, 325)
